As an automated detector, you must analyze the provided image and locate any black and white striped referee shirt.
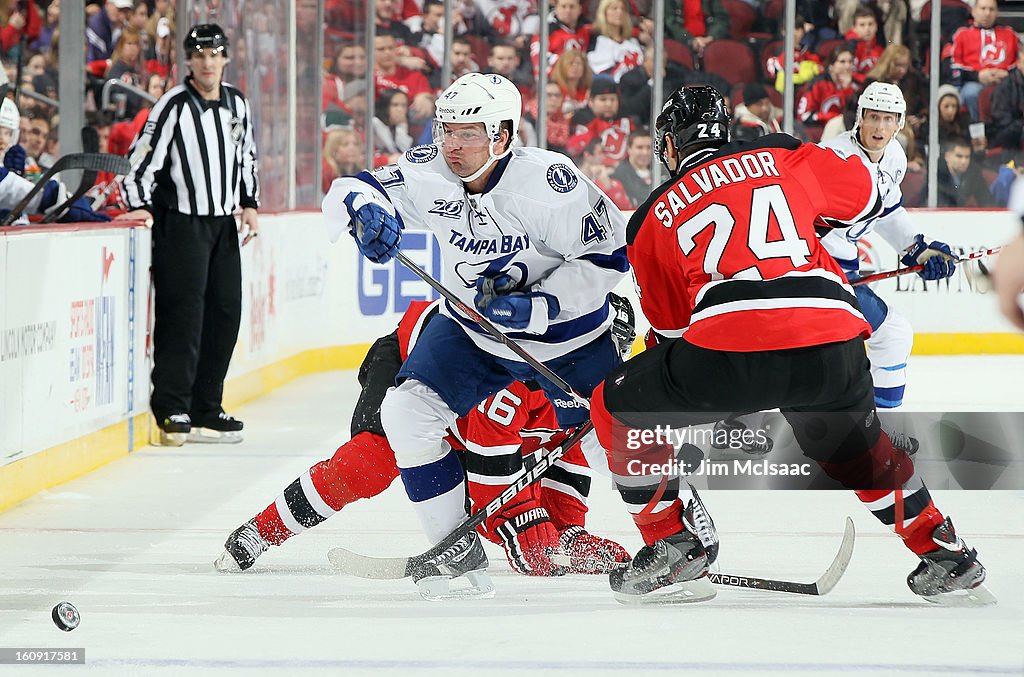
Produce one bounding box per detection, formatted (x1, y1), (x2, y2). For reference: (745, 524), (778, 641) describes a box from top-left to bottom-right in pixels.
(123, 77), (259, 216)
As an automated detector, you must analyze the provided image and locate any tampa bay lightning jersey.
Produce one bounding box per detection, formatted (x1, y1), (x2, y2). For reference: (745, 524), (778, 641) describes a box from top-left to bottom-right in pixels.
(819, 131), (918, 273)
(323, 144), (628, 361)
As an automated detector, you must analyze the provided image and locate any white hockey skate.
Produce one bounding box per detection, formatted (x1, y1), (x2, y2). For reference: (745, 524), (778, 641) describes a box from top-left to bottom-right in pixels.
(157, 413), (191, 447)
(188, 412), (244, 444)
(411, 533), (495, 601)
(907, 517), (996, 607)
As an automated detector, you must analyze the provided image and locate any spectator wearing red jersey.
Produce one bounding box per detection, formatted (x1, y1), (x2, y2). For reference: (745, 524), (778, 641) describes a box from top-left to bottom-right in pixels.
(373, 34), (435, 125)
(798, 45), (860, 137)
(550, 48), (594, 115)
(577, 137), (632, 210)
(567, 75), (636, 165)
(950, 0), (1017, 121)
(531, 0), (591, 77)
(844, 6), (884, 75)
(665, 0), (730, 58)
(1, 0), (41, 56)
(587, 0), (644, 82)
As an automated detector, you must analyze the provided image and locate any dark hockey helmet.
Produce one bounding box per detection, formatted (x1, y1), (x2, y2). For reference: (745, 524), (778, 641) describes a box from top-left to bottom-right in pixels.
(608, 293), (637, 359)
(655, 85), (730, 174)
(184, 23), (229, 55)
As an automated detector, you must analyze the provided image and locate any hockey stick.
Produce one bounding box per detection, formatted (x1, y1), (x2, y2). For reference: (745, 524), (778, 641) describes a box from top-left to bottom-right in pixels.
(391, 250), (590, 408)
(0, 153), (132, 226)
(328, 421), (593, 580)
(851, 247), (1003, 286)
(40, 128), (107, 224)
(705, 517), (855, 595)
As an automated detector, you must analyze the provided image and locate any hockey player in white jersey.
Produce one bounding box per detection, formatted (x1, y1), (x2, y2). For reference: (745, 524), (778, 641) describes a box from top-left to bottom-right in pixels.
(820, 82), (956, 420)
(322, 72), (628, 599)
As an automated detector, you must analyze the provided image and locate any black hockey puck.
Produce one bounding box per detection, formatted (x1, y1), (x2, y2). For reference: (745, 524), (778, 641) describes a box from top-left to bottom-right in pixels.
(51, 602), (80, 632)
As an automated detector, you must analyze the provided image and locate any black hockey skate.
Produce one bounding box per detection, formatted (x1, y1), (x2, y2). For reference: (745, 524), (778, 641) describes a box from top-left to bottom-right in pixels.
(907, 517), (995, 606)
(888, 430), (919, 456)
(610, 488), (718, 604)
(157, 413), (191, 447)
(411, 532), (495, 601)
(188, 411), (244, 444)
(710, 417), (773, 456)
(214, 520), (269, 572)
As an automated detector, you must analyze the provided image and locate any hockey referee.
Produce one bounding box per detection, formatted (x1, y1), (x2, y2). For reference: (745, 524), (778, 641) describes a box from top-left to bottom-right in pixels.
(117, 23), (259, 446)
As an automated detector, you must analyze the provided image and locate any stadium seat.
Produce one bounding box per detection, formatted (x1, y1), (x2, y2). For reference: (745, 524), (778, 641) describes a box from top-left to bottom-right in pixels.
(900, 169), (925, 208)
(977, 84), (997, 123)
(665, 39), (695, 70)
(815, 38), (845, 61)
(464, 35), (491, 72)
(721, 0), (756, 38)
(702, 39), (757, 86)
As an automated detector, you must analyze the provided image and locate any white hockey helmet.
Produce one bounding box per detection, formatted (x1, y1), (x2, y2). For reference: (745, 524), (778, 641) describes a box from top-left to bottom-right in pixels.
(0, 97), (19, 145)
(433, 72), (522, 182)
(856, 81), (906, 132)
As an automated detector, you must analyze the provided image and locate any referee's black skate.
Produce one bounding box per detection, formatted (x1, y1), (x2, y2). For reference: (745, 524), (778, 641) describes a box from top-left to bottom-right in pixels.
(907, 517), (995, 606)
(157, 413), (191, 447)
(188, 411), (244, 444)
(214, 520), (269, 572)
(411, 532), (495, 601)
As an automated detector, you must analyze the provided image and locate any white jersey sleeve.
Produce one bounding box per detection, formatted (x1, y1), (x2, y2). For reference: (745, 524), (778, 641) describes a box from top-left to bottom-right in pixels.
(818, 131), (918, 269)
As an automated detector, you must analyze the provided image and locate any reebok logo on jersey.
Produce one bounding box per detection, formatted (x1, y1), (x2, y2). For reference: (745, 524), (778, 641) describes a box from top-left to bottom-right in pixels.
(552, 398), (587, 409)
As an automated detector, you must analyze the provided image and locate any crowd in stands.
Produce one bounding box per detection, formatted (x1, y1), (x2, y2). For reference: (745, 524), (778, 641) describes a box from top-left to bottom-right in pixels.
(4, 0), (1024, 218)
(321, 0), (1024, 210)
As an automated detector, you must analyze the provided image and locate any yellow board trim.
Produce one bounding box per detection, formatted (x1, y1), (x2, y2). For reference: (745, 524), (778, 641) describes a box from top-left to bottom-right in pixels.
(0, 343), (371, 513)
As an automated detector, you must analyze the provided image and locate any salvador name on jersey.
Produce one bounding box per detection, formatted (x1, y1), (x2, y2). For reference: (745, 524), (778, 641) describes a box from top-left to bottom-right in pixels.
(818, 131), (918, 273)
(323, 144), (628, 362)
(628, 134), (881, 352)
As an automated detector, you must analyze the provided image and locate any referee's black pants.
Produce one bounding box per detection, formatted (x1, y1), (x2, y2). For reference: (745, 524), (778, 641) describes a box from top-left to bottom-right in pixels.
(150, 210), (242, 423)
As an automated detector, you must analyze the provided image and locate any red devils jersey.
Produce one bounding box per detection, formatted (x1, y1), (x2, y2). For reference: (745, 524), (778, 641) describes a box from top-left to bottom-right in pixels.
(374, 66), (434, 100)
(627, 134), (880, 352)
(568, 115), (635, 163)
(844, 34), (883, 74)
(951, 24), (1018, 74)
(797, 76), (860, 123)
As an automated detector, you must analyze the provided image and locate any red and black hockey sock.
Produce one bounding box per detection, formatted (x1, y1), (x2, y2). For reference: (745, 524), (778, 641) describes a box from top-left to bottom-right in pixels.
(253, 431), (399, 545)
(539, 437), (591, 531)
(817, 431), (945, 556)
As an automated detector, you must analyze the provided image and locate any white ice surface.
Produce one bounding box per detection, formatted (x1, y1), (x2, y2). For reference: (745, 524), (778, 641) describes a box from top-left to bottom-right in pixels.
(0, 357), (1021, 676)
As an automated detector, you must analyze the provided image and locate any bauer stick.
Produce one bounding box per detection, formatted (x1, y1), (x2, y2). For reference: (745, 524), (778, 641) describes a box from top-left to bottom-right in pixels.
(329, 421), (593, 580)
(1, 152), (132, 226)
(851, 246), (1003, 286)
(391, 247), (590, 408)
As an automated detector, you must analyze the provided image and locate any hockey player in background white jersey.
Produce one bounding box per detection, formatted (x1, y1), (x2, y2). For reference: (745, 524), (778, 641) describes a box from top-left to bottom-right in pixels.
(819, 82), (957, 421)
(322, 72), (628, 599)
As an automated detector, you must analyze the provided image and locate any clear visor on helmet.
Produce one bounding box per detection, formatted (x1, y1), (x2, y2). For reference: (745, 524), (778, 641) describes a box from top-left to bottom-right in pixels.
(432, 121), (491, 148)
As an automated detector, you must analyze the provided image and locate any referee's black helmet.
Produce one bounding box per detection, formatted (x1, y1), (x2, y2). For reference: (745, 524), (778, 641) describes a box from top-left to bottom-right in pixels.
(184, 24), (229, 55)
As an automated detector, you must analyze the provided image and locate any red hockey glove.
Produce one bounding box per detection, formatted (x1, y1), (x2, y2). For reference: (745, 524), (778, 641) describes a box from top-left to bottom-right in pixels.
(559, 525), (632, 574)
(491, 500), (567, 576)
